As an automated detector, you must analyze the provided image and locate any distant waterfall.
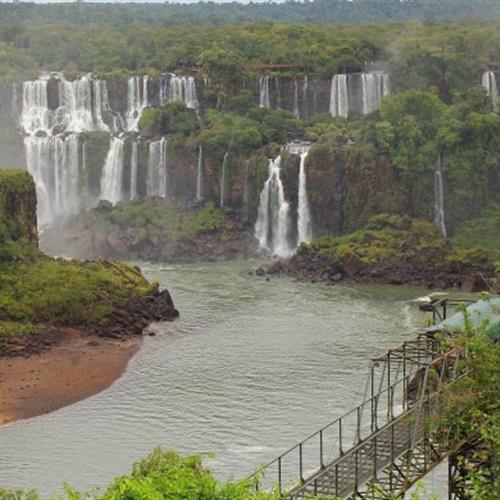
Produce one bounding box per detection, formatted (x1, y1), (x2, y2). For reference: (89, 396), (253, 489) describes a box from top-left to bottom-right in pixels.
(220, 151), (229, 209)
(196, 144), (203, 201)
(329, 74), (349, 118)
(293, 78), (300, 118)
(127, 76), (149, 131)
(259, 76), (271, 109)
(482, 70), (498, 112)
(274, 77), (282, 110)
(147, 138), (168, 198)
(242, 159), (250, 222)
(160, 75), (200, 111)
(297, 150), (312, 244)
(434, 154), (447, 239)
(330, 71), (389, 118)
(100, 138), (125, 204)
(254, 156), (292, 257)
(130, 141), (138, 200)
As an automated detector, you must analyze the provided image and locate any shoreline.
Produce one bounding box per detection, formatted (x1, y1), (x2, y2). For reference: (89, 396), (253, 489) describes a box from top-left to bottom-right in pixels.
(0, 329), (141, 427)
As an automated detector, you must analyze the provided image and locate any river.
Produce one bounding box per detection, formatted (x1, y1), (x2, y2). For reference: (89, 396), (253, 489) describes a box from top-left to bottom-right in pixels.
(0, 260), (446, 497)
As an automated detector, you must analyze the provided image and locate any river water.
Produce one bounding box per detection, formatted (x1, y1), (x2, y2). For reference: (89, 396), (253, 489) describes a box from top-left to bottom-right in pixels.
(0, 260), (446, 497)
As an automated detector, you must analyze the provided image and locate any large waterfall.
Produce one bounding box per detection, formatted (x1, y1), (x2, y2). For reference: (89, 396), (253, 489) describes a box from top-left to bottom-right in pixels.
(18, 72), (201, 224)
(482, 70), (498, 112)
(297, 150), (312, 244)
(434, 154), (447, 239)
(330, 71), (389, 118)
(147, 138), (168, 198)
(220, 151), (229, 209)
(20, 73), (111, 224)
(254, 156), (292, 257)
(100, 138), (125, 204)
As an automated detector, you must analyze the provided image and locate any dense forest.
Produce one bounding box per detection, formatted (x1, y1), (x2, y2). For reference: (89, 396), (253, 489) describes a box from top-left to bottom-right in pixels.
(1, 0), (500, 28)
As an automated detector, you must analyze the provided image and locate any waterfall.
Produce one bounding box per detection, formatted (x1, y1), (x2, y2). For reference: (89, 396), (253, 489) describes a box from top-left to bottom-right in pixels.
(220, 151), (229, 209)
(100, 137), (125, 204)
(160, 75), (199, 112)
(147, 138), (168, 198)
(195, 144), (203, 201)
(361, 72), (388, 115)
(274, 77), (281, 110)
(130, 141), (138, 200)
(242, 159), (249, 222)
(302, 75), (309, 116)
(127, 76), (149, 131)
(293, 78), (300, 118)
(434, 154), (447, 239)
(254, 156), (292, 257)
(24, 134), (80, 225)
(297, 150), (312, 244)
(329, 74), (349, 118)
(482, 70), (498, 111)
(259, 76), (271, 109)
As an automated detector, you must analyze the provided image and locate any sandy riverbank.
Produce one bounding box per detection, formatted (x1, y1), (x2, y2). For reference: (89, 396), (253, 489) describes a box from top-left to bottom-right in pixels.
(0, 329), (141, 427)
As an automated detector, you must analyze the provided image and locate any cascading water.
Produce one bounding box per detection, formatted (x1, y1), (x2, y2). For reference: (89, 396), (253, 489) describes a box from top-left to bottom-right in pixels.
(220, 151), (229, 209)
(259, 76), (271, 109)
(482, 70), (498, 112)
(293, 78), (300, 118)
(329, 74), (349, 118)
(330, 71), (389, 118)
(297, 150), (312, 244)
(100, 137), (125, 204)
(196, 144), (203, 202)
(242, 160), (250, 222)
(147, 138), (168, 198)
(434, 153), (447, 239)
(254, 156), (292, 257)
(126, 76), (149, 131)
(130, 141), (138, 200)
(161, 75), (200, 112)
(274, 77), (281, 110)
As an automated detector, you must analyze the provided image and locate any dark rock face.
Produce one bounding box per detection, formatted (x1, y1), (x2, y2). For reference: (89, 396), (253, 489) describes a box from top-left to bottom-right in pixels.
(89, 287), (179, 339)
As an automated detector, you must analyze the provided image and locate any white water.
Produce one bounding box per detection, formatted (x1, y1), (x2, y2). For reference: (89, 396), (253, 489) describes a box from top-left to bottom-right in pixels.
(100, 138), (125, 204)
(130, 141), (138, 200)
(297, 150), (313, 244)
(196, 144), (203, 202)
(293, 78), (300, 118)
(255, 156), (292, 257)
(482, 70), (498, 112)
(434, 154), (447, 239)
(161, 75), (200, 112)
(219, 151), (229, 209)
(147, 138), (168, 198)
(329, 74), (349, 118)
(126, 76), (149, 131)
(24, 134), (80, 225)
(330, 71), (389, 118)
(259, 76), (271, 109)
(242, 159), (250, 222)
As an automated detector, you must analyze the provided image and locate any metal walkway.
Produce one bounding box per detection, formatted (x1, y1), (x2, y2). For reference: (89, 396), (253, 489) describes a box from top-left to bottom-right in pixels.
(252, 330), (469, 498)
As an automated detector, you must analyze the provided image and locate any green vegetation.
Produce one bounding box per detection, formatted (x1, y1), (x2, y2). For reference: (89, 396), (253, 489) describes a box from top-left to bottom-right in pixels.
(0, 258), (153, 336)
(300, 214), (494, 271)
(0, 169), (38, 261)
(438, 307), (500, 498)
(139, 101), (199, 138)
(0, 170), (157, 338)
(0, 1), (499, 28)
(453, 206), (500, 260)
(88, 199), (226, 243)
(0, 449), (277, 500)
